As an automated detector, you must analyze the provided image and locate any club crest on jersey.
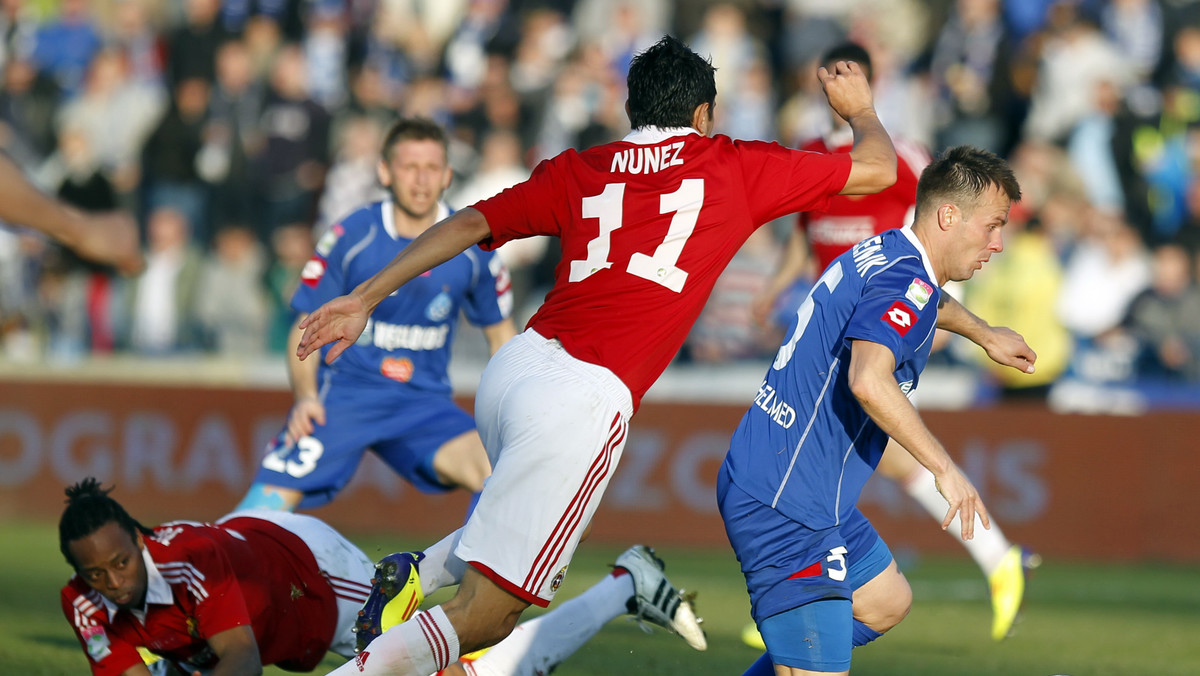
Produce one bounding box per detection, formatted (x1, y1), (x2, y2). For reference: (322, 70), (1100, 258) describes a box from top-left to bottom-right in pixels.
(82, 625), (112, 661)
(315, 224), (344, 256)
(300, 257), (326, 287)
(381, 357), (414, 382)
(550, 565), (568, 592)
(882, 300), (916, 336)
(904, 278), (933, 310)
(426, 291), (452, 322)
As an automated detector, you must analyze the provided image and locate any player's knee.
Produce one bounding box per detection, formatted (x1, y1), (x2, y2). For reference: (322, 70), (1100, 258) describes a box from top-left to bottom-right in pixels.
(853, 568), (912, 634)
(865, 579), (911, 633)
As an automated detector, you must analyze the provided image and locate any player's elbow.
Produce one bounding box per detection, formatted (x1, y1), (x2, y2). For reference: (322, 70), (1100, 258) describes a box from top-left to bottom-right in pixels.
(847, 368), (887, 410)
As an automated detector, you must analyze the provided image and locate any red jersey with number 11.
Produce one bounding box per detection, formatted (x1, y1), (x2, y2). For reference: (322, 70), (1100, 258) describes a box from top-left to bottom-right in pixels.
(474, 127), (851, 410)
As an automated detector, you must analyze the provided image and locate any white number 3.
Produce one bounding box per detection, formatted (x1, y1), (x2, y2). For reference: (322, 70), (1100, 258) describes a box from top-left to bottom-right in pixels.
(568, 179), (704, 293)
(826, 546), (848, 582)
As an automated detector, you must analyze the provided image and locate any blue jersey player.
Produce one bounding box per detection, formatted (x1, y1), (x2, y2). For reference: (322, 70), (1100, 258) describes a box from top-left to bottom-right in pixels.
(238, 118), (517, 511)
(720, 146), (1028, 675)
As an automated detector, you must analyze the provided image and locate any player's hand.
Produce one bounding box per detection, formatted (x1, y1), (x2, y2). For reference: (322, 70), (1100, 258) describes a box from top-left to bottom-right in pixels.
(76, 211), (145, 276)
(817, 60), (876, 125)
(933, 466), (991, 540)
(286, 397), (326, 444)
(983, 326), (1037, 374)
(296, 293), (369, 364)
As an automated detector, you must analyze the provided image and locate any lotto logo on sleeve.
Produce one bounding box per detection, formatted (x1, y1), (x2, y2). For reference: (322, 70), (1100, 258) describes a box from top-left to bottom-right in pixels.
(300, 257), (326, 287)
(882, 301), (916, 336)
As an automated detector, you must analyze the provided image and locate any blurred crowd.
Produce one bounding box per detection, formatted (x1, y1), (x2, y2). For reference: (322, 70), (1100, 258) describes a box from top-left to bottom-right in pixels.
(2, 0), (1200, 405)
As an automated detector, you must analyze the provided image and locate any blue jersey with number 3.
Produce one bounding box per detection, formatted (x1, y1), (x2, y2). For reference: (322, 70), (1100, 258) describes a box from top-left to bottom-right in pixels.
(294, 201), (512, 395)
(723, 227), (942, 530)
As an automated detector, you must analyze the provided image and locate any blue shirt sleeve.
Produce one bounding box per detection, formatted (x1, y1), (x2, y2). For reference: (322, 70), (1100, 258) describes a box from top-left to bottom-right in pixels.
(291, 222), (353, 315)
(843, 259), (939, 367)
(460, 247), (513, 327)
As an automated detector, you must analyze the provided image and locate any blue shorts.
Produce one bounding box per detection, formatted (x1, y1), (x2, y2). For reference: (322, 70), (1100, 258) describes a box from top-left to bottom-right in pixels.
(718, 463), (893, 624)
(250, 383), (476, 508)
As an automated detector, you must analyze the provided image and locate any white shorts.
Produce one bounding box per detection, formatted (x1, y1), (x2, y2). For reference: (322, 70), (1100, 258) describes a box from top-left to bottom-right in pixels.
(459, 329), (633, 606)
(219, 509), (374, 657)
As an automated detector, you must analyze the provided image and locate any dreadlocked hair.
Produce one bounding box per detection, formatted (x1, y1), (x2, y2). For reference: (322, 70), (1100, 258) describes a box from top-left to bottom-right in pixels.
(59, 478), (153, 569)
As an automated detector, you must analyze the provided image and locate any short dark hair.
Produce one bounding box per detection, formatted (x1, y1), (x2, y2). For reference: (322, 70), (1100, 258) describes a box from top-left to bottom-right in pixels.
(381, 117), (448, 161)
(915, 146), (1022, 221)
(626, 35), (717, 130)
(59, 478), (153, 569)
(821, 42), (873, 83)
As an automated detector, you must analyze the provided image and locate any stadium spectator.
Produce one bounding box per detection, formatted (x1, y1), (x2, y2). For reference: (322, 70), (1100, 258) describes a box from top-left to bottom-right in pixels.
(257, 44), (330, 237)
(1118, 242), (1200, 381)
(60, 477), (703, 676)
(202, 39), (267, 235)
(119, 206), (204, 354)
(1057, 208), (1152, 382)
(723, 145), (1026, 676)
(194, 224), (269, 354)
(294, 35), (897, 676)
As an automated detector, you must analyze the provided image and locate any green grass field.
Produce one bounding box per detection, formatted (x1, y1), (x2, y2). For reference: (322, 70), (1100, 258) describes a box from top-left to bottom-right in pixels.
(5, 520), (1198, 675)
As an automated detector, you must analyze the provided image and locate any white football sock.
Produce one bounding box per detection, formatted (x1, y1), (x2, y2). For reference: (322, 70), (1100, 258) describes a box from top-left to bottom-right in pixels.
(329, 606), (460, 676)
(904, 469), (1011, 575)
(464, 572), (633, 676)
(418, 529), (467, 597)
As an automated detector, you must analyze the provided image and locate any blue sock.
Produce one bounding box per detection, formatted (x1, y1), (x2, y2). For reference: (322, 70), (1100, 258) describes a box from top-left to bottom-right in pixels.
(741, 652), (774, 676)
(852, 620), (883, 647)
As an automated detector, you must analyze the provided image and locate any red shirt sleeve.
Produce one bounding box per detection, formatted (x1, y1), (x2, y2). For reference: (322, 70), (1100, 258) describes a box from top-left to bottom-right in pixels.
(737, 141), (852, 225)
(473, 155), (569, 250)
(61, 582), (142, 676)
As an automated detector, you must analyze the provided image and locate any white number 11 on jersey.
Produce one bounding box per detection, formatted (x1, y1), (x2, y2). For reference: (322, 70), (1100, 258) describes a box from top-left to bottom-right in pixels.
(568, 179), (704, 293)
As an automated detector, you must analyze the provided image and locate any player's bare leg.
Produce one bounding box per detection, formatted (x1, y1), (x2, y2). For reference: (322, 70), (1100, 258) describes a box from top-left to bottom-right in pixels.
(432, 431), (493, 493)
(851, 560), (911, 634)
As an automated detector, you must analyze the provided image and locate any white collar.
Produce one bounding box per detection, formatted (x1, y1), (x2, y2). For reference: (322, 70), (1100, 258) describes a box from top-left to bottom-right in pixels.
(382, 200), (450, 240)
(622, 126), (700, 145)
(100, 546), (173, 622)
(901, 224), (940, 284)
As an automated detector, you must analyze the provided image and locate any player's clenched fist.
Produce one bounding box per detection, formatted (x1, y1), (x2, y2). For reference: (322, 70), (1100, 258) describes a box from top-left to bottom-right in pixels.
(818, 60), (877, 125)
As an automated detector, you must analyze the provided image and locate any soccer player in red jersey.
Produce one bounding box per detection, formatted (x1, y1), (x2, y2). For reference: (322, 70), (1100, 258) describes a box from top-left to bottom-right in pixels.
(295, 35), (897, 676)
(59, 478), (373, 675)
(751, 43), (1041, 645)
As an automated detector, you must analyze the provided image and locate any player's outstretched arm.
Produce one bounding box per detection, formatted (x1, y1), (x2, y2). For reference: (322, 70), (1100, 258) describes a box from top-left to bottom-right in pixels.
(285, 314), (325, 442)
(202, 625), (262, 676)
(0, 153), (144, 275)
(297, 208), (493, 363)
(936, 293), (1036, 374)
(817, 61), (896, 196)
(847, 339), (991, 540)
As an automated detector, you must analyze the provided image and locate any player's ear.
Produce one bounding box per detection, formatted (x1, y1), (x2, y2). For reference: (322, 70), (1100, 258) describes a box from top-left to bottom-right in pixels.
(692, 102), (713, 136)
(376, 159), (390, 188)
(135, 531), (145, 551)
(938, 203), (956, 231)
